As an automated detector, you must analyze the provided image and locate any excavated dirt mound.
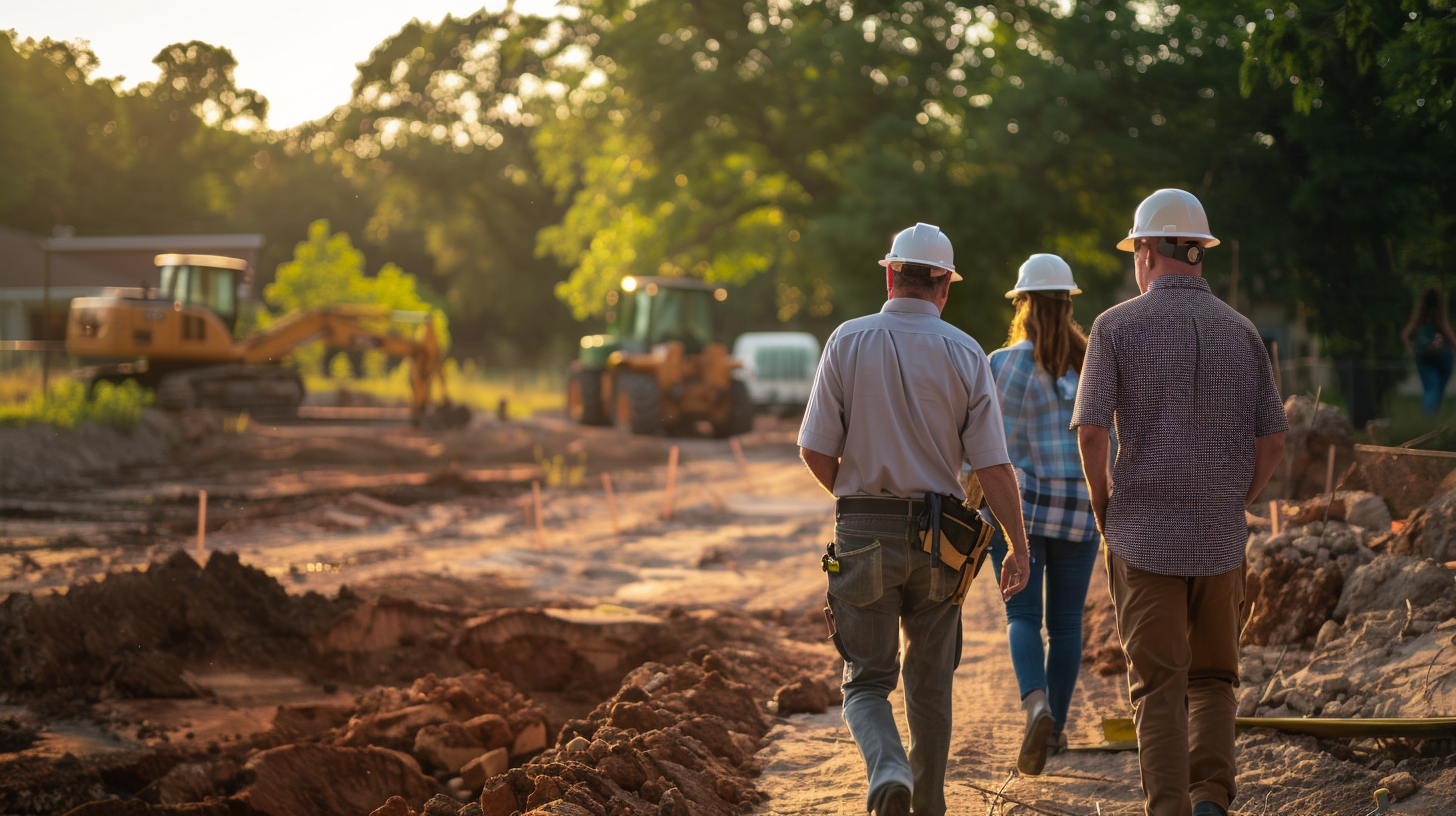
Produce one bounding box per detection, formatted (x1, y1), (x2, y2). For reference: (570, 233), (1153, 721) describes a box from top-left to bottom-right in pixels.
(0, 550), (357, 710)
(1, 551), (839, 816)
(0, 410), (178, 495)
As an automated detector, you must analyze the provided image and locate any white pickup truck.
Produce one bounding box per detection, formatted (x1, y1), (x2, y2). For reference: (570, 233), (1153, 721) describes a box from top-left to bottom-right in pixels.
(731, 331), (821, 415)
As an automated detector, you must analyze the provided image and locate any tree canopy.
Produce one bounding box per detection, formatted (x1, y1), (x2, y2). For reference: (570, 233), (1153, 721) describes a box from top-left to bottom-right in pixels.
(2, 1), (1453, 381)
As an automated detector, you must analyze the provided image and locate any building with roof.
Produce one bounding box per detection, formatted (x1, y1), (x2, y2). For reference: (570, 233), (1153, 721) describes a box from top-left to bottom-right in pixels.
(0, 228), (263, 342)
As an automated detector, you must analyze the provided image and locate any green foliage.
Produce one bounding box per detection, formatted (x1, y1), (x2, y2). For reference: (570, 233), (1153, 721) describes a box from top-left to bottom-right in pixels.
(0, 378), (154, 430)
(262, 219), (450, 375)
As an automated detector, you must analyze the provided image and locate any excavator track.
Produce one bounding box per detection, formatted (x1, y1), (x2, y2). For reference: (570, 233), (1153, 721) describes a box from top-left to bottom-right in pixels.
(156, 364), (305, 414)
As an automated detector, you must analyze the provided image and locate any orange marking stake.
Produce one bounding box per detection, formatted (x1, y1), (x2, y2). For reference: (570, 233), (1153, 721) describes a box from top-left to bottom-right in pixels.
(1270, 500), (1281, 536)
(602, 472), (620, 534)
(196, 490), (208, 565)
(531, 480), (544, 550)
(662, 446), (680, 520)
(729, 437), (748, 472)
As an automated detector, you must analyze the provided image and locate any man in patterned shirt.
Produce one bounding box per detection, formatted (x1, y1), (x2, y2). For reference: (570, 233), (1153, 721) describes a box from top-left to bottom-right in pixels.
(1071, 189), (1287, 816)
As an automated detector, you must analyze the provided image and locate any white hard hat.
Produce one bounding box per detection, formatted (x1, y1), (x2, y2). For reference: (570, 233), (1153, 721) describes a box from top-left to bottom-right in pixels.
(1116, 188), (1220, 251)
(1006, 254), (1081, 298)
(879, 222), (963, 282)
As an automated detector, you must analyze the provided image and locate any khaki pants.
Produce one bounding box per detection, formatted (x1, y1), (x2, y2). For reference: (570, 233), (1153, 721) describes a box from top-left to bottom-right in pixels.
(1106, 549), (1244, 816)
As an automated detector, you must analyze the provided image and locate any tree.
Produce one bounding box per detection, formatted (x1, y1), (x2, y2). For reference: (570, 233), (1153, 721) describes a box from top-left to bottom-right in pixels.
(263, 219), (449, 375)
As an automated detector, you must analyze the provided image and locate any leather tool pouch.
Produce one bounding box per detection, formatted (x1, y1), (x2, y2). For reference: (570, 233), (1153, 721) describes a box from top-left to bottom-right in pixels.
(918, 494), (996, 604)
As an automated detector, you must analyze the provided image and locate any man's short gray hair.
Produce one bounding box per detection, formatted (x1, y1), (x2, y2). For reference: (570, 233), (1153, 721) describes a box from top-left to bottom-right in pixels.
(892, 263), (945, 295)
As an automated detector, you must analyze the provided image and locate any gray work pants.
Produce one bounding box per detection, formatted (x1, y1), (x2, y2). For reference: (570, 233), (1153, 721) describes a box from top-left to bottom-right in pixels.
(827, 511), (964, 816)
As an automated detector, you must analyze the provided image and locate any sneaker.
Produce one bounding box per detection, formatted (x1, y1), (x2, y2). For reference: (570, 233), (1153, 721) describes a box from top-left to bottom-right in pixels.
(872, 784), (911, 816)
(1192, 802), (1228, 816)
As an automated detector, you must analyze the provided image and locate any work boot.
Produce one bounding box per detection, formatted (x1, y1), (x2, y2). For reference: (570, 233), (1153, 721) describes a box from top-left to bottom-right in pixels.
(871, 784), (911, 816)
(1192, 802), (1228, 816)
(1017, 689), (1055, 776)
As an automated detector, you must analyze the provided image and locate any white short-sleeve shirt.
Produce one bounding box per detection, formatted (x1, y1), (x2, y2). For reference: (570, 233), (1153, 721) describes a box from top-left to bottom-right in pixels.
(798, 297), (1011, 499)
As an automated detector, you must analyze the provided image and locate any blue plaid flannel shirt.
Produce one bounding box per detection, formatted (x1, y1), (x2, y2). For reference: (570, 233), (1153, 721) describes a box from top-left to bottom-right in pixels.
(985, 341), (1099, 543)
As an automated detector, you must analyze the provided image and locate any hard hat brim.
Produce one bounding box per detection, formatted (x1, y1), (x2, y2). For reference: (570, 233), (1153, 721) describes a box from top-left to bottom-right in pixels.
(1006, 285), (1082, 298)
(1117, 232), (1220, 252)
(880, 258), (963, 282)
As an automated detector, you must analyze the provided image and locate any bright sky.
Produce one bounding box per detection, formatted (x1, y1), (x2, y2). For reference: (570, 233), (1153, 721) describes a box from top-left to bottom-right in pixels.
(5, 0), (557, 129)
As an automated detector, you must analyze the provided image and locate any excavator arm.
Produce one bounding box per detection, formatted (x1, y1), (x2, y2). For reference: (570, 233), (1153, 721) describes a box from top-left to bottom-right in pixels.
(237, 306), (457, 423)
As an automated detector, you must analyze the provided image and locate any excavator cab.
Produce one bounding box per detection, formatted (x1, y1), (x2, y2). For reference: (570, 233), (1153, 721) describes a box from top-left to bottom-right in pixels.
(156, 254), (244, 333)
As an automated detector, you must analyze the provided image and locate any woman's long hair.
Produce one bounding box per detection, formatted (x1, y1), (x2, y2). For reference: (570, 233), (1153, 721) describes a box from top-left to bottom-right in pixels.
(1411, 286), (1448, 328)
(1006, 291), (1088, 376)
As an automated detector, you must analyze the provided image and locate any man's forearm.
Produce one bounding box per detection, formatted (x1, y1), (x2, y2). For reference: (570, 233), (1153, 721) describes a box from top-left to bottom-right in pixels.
(1078, 425), (1111, 531)
(799, 447), (840, 495)
(1247, 432), (1286, 505)
(977, 463), (1027, 551)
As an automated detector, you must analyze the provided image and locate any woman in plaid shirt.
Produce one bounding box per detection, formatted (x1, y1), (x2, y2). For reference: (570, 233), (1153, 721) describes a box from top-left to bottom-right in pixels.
(982, 254), (1100, 776)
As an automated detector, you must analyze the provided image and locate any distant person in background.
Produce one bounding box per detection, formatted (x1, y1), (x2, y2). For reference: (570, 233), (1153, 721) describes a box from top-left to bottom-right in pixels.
(1402, 286), (1456, 415)
(981, 254), (1100, 777)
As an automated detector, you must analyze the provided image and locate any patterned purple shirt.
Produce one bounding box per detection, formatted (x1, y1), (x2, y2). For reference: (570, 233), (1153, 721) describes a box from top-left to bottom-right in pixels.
(1070, 275), (1288, 576)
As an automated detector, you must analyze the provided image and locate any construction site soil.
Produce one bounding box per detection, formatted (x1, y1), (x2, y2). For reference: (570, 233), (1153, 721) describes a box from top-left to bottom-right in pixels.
(2, 402), (1455, 815)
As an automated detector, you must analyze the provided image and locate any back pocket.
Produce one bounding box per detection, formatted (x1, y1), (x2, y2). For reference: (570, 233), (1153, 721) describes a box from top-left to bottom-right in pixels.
(827, 532), (884, 607)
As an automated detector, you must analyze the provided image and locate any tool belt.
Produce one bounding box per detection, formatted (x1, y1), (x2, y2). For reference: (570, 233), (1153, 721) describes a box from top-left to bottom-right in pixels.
(832, 494), (996, 604)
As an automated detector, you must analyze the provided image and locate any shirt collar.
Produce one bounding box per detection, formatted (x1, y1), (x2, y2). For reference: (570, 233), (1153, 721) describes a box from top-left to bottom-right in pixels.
(1147, 274), (1212, 293)
(880, 298), (941, 316)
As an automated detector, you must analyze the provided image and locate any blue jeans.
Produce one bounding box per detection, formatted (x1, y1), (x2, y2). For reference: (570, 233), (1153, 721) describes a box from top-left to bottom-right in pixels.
(1417, 347), (1454, 415)
(827, 510), (963, 816)
(988, 527), (1099, 730)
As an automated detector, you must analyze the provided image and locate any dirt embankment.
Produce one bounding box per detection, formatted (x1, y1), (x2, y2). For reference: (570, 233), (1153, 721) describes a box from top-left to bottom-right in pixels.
(0, 543), (839, 816)
(0, 410), (178, 494)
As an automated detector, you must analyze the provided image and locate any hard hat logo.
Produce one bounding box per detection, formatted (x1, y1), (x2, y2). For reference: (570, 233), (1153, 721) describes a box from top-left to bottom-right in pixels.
(880, 222), (964, 282)
(1116, 188), (1219, 251)
(1006, 253), (1081, 299)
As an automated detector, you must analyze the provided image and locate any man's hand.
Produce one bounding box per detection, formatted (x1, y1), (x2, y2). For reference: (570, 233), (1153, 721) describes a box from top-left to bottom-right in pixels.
(998, 539), (1031, 601)
(976, 463), (1031, 600)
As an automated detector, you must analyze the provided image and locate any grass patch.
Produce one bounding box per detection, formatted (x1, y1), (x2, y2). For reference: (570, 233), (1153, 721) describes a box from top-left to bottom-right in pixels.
(1370, 393), (1456, 450)
(0, 377), (155, 431)
(304, 362), (565, 419)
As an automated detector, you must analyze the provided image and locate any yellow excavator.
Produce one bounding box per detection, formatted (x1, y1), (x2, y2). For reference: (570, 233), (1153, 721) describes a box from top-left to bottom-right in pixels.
(66, 254), (470, 427)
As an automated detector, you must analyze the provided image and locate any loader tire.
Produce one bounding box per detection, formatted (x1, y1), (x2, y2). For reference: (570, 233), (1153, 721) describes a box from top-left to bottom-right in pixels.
(567, 369), (609, 426)
(613, 373), (662, 435)
(714, 379), (756, 438)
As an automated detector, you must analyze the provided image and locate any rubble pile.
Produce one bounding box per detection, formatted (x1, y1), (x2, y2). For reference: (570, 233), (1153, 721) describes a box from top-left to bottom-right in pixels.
(0, 551), (356, 709)
(1387, 487), (1456, 563)
(1086, 488), (1453, 666)
(365, 647), (787, 816)
(1241, 511), (1379, 646)
(1266, 395), (1355, 501)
